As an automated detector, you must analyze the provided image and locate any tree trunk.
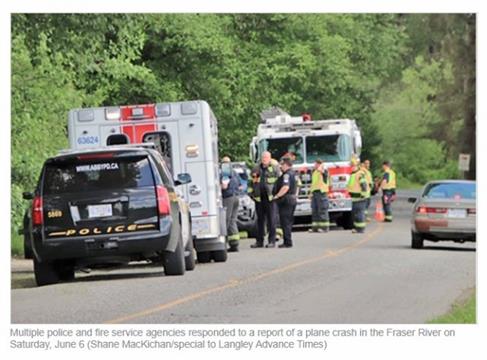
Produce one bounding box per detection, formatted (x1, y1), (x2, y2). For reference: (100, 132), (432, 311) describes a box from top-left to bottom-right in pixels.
(461, 14), (476, 180)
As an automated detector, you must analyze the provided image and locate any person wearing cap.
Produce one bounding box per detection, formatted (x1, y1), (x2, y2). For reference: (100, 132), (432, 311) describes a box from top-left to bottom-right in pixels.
(347, 157), (369, 233)
(308, 159), (330, 233)
(272, 157), (297, 248)
(249, 151), (281, 248)
(379, 160), (397, 222)
(220, 156), (241, 252)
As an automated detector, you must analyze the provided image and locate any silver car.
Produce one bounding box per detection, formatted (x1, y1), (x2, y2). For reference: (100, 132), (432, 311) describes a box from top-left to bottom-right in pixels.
(408, 180), (476, 249)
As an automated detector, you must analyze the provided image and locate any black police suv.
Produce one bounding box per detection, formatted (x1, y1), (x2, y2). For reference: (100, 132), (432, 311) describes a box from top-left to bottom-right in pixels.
(23, 146), (195, 286)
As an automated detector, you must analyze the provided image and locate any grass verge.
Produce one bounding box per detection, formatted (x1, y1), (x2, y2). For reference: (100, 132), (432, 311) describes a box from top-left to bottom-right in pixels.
(429, 291), (476, 324)
(11, 233), (23, 257)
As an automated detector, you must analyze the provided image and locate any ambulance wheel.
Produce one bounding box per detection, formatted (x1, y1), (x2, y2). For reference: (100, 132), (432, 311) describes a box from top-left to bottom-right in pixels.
(184, 237), (196, 271)
(34, 258), (60, 286)
(197, 251), (211, 264)
(211, 249), (228, 263)
(163, 235), (186, 276)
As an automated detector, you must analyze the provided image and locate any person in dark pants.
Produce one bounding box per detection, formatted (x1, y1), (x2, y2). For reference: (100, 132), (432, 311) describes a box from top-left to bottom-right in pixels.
(380, 161), (397, 222)
(361, 159), (373, 221)
(308, 159), (330, 233)
(273, 157), (297, 248)
(220, 156), (241, 252)
(347, 157), (369, 233)
(249, 151), (281, 248)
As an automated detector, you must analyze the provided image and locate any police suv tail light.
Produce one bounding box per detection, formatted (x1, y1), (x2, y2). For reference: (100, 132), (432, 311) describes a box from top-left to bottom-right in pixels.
(156, 185), (171, 216)
(32, 196), (43, 226)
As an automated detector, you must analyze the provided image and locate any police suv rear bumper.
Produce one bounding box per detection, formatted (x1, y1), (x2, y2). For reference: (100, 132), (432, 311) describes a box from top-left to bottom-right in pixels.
(33, 217), (172, 262)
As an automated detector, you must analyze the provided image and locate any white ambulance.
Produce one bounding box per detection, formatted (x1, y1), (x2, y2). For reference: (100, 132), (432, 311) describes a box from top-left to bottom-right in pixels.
(67, 100), (227, 263)
(250, 108), (363, 229)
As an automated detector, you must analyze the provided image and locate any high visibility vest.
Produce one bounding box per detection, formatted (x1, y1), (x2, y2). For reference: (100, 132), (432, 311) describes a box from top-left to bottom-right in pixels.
(347, 169), (368, 198)
(382, 168), (396, 190)
(309, 169), (329, 193)
(362, 168), (372, 197)
(250, 160), (280, 201)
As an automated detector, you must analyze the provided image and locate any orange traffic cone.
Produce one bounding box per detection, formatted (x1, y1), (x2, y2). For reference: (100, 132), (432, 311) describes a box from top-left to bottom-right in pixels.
(374, 200), (385, 222)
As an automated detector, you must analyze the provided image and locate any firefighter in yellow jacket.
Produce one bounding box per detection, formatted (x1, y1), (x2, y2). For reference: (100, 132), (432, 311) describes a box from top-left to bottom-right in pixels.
(361, 160), (373, 221)
(380, 160), (397, 222)
(308, 159), (330, 233)
(347, 157), (369, 233)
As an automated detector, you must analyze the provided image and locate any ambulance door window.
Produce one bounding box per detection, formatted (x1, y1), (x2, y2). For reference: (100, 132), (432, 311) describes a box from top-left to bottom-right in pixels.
(143, 132), (173, 174)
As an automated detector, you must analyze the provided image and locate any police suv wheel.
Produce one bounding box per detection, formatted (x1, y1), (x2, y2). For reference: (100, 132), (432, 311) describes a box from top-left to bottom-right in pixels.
(34, 258), (60, 286)
(211, 249), (228, 263)
(163, 236), (186, 276)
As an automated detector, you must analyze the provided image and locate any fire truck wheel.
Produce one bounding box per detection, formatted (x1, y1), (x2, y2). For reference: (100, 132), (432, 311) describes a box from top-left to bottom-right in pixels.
(211, 249), (228, 263)
(163, 235), (186, 276)
(338, 213), (354, 230)
(34, 258), (60, 286)
(197, 251), (211, 263)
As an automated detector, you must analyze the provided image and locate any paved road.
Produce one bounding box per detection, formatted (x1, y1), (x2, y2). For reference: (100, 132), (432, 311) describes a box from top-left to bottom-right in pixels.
(11, 196), (475, 324)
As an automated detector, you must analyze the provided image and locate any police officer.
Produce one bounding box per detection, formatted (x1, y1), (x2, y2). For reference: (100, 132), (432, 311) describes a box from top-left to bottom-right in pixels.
(273, 157), (297, 248)
(347, 157), (369, 233)
(380, 160), (397, 222)
(249, 151), (281, 248)
(220, 156), (241, 252)
(361, 160), (373, 221)
(308, 159), (330, 233)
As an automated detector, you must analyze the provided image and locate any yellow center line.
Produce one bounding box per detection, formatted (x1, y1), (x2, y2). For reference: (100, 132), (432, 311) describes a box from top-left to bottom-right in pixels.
(105, 223), (384, 324)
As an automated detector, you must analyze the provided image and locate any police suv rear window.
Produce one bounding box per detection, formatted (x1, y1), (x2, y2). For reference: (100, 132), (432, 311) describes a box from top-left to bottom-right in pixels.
(43, 157), (154, 195)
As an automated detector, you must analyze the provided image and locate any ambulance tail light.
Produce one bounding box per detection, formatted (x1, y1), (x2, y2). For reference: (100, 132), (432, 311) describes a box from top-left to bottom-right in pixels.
(156, 185), (171, 216)
(32, 196), (43, 226)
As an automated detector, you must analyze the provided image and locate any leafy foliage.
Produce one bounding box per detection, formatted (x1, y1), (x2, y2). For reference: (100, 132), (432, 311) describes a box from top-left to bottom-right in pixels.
(10, 14), (475, 254)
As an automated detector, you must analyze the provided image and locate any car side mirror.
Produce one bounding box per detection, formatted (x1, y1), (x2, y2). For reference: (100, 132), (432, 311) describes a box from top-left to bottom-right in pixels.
(22, 192), (34, 200)
(175, 173), (192, 186)
(407, 197), (417, 203)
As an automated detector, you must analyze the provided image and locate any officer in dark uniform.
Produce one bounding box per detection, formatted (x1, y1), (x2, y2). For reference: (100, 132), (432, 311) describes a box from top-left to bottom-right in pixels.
(273, 157), (297, 248)
(249, 151), (281, 248)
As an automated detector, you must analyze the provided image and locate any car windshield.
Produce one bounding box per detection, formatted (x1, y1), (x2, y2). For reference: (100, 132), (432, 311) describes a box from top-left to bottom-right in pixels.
(423, 182), (476, 200)
(258, 137), (304, 164)
(43, 157), (155, 195)
(305, 134), (352, 163)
